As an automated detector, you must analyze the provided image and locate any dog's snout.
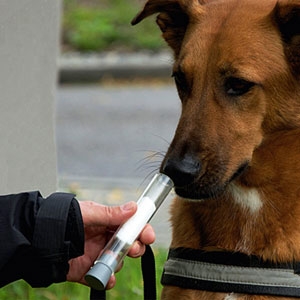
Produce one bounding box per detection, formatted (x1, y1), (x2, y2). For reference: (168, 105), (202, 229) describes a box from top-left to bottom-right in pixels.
(161, 154), (201, 187)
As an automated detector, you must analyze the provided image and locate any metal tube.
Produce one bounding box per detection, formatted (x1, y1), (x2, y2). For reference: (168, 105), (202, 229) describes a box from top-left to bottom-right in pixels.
(85, 173), (174, 290)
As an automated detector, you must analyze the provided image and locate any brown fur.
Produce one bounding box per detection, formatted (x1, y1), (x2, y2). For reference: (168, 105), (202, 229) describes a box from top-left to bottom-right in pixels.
(133, 0), (300, 299)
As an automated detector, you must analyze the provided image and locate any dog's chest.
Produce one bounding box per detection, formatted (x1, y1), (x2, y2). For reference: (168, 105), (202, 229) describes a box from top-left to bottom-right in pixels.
(224, 294), (239, 300)
(228, 183), (263, 213)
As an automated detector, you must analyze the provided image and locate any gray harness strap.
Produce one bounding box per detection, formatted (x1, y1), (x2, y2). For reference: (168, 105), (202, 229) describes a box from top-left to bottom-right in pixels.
(161, 247), (300, 297)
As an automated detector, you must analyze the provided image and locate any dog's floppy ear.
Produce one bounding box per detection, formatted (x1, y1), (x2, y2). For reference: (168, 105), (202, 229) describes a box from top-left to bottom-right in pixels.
(132, 0), (203, 57)
(275, 0), (300, 75)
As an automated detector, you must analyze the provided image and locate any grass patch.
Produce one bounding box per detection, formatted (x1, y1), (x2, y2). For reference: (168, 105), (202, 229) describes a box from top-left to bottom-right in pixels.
(62, 0), (165, 52)
(0, 248), (168, 300)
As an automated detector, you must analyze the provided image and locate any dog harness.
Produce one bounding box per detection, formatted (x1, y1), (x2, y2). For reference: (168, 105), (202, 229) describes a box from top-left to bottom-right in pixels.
(89, 245), (300, 299)
(161, 247), (300, 297)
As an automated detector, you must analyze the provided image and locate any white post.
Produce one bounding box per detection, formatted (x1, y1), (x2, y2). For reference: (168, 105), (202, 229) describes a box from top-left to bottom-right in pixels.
(0, 0), (61, 195)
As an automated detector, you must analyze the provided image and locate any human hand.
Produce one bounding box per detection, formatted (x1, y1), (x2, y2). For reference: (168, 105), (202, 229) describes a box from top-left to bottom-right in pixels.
(67, 201), (155, 289)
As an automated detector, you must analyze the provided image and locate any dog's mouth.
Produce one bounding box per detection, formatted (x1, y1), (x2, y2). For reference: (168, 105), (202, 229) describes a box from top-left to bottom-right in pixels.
(174, 183), (223, 200)
(171, 162), (249, 200)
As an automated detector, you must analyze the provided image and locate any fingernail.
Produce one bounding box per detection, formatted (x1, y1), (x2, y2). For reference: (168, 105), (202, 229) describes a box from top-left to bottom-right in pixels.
(121, 201), (135, 211)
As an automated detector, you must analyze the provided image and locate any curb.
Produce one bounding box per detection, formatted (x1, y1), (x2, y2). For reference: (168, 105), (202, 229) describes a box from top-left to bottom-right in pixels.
(58, 51), (173, 83)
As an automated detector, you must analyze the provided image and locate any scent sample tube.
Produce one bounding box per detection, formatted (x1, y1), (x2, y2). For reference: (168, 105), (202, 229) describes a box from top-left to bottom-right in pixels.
(85, 173), (174, 291)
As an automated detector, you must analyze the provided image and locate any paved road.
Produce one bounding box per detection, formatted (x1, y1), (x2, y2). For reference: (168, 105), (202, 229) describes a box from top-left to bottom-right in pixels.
(56, 83), (180, 178)
(55, 83), (181, 246)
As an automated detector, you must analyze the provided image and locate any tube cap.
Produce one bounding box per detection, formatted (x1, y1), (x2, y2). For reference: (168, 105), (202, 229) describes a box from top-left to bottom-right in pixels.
(85, 262), (113, 290)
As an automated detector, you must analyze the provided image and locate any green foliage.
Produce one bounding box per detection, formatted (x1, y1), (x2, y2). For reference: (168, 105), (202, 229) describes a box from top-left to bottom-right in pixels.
(107, 248), (167, 299)
(0, 280), (90, 300)
(63, 0), (165, 52)
(0, 248), (167, 299)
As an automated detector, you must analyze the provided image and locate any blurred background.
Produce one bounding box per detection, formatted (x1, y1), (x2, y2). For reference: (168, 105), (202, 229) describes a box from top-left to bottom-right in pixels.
(57, 0), (180, 248)
(1, 1), (181, 299)
(57, 1), (181, 298)
(58, 0), (176, 180)
(62, 0), (164, 53)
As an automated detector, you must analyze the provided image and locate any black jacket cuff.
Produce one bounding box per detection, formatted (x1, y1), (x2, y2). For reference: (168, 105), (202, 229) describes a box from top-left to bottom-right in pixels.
(28, 192), (84, 287)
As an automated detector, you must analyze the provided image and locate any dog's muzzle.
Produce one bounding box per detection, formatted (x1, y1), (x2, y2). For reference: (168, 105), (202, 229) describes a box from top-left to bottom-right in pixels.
(161, 153), (249, 200)
(160, 153), (207, 199)
(161, 153), (200, 187)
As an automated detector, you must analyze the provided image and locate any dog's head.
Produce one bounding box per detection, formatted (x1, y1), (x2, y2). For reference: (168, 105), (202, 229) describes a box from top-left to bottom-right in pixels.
(133, 0), (300, 199)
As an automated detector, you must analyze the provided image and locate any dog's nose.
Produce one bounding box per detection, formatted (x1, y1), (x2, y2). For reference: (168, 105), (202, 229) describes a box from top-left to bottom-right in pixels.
(161, 154), (201, 187)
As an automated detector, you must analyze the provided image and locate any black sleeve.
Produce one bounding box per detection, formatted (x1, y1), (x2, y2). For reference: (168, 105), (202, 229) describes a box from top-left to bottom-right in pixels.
(0, 191), (84, 288)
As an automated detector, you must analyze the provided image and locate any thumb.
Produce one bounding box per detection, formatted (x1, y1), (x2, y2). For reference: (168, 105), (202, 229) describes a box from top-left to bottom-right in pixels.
(102, 201), (138, 227)
(80, 201), (137, 227)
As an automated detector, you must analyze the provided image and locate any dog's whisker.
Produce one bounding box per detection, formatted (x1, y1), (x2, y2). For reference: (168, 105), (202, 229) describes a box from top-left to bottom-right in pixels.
(135, 158), (161, 172)
(135, 150), (166, 165)
(134, 150), (167, 179)
(149, 134), (171, 147)
(134, 149), (169, 190)
(136, 151), (166, 163)
(137, 169), (159, 190)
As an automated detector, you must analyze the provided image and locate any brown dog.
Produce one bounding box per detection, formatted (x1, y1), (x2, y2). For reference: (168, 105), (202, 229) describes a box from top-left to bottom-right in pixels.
(133, 0), (300, 299)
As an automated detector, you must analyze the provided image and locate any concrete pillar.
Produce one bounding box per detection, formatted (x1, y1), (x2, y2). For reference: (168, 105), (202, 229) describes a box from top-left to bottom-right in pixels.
(0, 0), (61, 195)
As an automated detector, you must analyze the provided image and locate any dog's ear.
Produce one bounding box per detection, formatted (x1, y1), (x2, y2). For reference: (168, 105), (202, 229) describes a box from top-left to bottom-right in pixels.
(275, 0), (300, 75)
(132, 0), (203, 57)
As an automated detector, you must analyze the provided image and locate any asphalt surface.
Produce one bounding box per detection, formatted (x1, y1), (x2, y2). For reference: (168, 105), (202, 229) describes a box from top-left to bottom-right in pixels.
(55, 82), (181, 247)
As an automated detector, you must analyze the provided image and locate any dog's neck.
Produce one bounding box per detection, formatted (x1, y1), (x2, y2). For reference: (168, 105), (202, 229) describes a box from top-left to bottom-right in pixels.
(170, 129), (300, 262)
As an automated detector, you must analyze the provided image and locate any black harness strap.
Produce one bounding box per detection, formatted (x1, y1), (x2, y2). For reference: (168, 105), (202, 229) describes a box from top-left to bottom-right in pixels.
(141, 245), (157, 300)
(90, 288), (106, 300)
(161, 247), (300, 297)
(89, 245), (157, 300)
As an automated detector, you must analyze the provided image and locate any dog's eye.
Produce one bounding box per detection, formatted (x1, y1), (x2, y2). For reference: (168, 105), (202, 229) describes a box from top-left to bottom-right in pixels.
(225, 77), (255, 96)
(172, 71), (189, 98)
(172, 71), (186, 86)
